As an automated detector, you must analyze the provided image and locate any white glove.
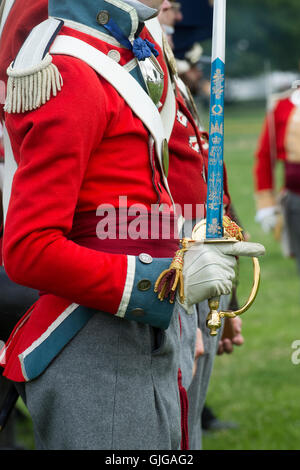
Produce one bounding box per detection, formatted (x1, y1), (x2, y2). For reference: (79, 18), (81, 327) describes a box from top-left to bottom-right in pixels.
(182, 241), (265, 313)
(255, 207), (278, 233)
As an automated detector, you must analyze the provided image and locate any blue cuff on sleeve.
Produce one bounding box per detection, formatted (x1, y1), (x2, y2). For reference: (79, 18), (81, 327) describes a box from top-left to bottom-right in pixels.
(124, 254), (175, 330)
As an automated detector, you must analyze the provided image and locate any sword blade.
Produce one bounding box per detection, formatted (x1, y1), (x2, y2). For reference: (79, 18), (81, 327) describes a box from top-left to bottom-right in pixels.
(206, 0), (227, 239)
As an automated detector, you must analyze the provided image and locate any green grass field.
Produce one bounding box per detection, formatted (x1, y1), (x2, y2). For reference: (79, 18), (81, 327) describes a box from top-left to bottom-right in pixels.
(202, 100), (300, 451)
(13, 100), (300, 451)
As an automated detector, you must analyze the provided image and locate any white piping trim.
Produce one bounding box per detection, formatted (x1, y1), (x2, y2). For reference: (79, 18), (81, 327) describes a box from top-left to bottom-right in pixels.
(104, 0), (138, 41)
(18, 302), (79, 379)
(116, 255), (136, 318)
(19, 356), (29, 381)
(123, 57), (138, 72)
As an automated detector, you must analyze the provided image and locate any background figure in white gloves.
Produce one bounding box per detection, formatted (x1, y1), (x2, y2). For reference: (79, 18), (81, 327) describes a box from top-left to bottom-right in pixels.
(255, 206), (279, 234)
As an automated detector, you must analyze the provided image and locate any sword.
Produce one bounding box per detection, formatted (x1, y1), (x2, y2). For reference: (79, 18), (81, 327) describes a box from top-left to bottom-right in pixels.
(192, 0), (261, 336)
(206, 0), (226, 241)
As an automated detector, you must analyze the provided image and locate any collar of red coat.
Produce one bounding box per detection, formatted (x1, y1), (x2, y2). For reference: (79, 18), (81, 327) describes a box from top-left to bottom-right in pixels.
(49, 0), (146, 43)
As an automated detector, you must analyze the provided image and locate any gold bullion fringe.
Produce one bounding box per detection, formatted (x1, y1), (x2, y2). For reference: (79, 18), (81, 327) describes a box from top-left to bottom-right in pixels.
(154, 239), (191, 304)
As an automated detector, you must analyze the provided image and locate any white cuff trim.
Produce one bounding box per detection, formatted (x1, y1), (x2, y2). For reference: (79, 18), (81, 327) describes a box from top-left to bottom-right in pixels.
(116, 255), (136, 318)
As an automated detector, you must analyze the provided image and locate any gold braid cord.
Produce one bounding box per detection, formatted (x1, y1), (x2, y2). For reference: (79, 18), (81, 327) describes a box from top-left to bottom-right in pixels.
(154, 216), (244, 305)
(154, 239), (191, 304)
(223, 215), (244, 241)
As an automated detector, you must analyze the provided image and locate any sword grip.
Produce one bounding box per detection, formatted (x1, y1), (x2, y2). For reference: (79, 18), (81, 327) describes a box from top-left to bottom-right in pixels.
(207, 297), (222, 336)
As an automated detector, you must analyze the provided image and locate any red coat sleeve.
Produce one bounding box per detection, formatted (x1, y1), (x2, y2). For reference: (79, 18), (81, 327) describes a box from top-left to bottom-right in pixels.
(3, 55), (129, 314)
(254, 113), (274, 193)
(254, 98), (293, 209)
(254, 98), (294, 195)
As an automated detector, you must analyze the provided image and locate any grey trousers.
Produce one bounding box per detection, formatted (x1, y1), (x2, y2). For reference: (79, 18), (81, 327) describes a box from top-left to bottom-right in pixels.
(285, 190), (300, 274)
(16, 303), (185, 450)
(185, 297), (227, 450)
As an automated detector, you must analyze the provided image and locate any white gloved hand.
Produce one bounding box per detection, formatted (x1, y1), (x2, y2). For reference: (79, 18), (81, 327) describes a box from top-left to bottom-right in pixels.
(182, 241), (265, 313)
(255, 207), (278, 233)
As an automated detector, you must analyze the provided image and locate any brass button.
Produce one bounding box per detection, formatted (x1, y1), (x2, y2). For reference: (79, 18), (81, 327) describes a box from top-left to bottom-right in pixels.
(97, 10), (110, 25)
(139, 253), (153, 264)
(137, 279), (152, 292)
(162, 138), (169, 177)
(130, 308), (145, 317)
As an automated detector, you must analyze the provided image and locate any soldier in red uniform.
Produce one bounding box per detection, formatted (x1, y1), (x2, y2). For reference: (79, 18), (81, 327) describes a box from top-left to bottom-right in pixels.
(0, 0), (264, 450)
(254, 83), (300, 273)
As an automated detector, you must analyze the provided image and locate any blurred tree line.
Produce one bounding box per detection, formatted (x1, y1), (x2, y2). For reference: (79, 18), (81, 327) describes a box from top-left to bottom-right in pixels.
(175, 0), (300, 78)
(225, 0), (300, 77)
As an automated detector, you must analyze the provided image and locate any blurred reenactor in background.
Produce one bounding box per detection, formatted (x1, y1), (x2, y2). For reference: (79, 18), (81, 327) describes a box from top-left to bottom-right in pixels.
(176, 43), (207, 98)
(173, 0), (213, 99)
(158, 0), (182, 49)
(254, 80), (300, 277)
(173, 0), (213, 60)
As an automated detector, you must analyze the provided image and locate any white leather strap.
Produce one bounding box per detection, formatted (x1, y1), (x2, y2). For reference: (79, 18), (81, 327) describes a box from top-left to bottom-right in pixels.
(145, 17), (164, 48)
(50, 34), (174, 198)
(145, 18), (176, 141)
(159, 63), (176, 142)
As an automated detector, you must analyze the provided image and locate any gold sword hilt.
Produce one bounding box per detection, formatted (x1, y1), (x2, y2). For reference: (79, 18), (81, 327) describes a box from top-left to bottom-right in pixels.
(191, 218), (261, 337)
(207, 256), (260, 336)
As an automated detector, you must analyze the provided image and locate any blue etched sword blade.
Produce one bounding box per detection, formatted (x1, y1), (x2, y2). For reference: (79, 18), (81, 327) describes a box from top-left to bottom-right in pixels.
(206, 0), (226, 239)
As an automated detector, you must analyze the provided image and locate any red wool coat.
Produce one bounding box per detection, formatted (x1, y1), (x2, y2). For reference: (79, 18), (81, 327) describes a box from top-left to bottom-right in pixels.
(0, 5), (231, 382)
(254, 93), (300, 210)
(1, 19), (180, 381)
